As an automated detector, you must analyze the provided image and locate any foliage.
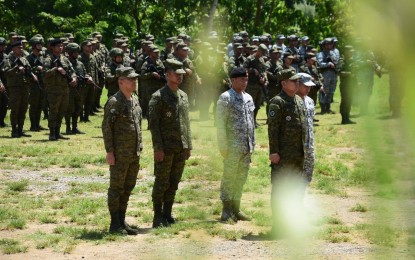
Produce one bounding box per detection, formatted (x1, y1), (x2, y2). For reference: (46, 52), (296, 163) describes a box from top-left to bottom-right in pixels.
(0, 0), (353, 48)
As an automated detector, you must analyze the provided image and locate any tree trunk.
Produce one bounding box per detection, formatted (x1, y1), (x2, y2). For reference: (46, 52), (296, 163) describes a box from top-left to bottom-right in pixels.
(265, 0), (277, 32)
(254, 0), (263, 31)
(207, 0), (218, 32)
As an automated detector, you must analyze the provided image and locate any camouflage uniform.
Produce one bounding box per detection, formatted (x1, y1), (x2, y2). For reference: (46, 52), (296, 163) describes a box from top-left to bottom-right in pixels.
(299, 62), (323, 106)
(102, 91), (142, 213)
(0, 46), (8, 127)
(140, 57), (165, 118)
(317, 49), (338, 113)
(216, 87), (255, 216)
(268, 88), (307, 231)
(265, 58), (282, 102)
(79, 51), (98, 121)
(338, 49), (357, 123)
(4, 53), (33, 137)
(27, 52), (45, 131)
(302, 95), (315, 182)
(105, 61), (123, 98)
(43, 52), (76, 139)
(148, 83), (192, 226)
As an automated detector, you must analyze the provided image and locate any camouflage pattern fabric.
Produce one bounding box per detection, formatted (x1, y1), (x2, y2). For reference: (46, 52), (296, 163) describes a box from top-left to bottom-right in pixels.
(102, 91), (142, 212)
(148, 85), (192, 151)
(105, 62), (123, 98)
(302, 95), (315, 182)
(216, 88), (255, 201)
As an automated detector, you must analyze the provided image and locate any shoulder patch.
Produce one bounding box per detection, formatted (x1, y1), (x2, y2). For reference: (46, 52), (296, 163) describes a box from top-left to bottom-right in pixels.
(269, 110), (276, 118)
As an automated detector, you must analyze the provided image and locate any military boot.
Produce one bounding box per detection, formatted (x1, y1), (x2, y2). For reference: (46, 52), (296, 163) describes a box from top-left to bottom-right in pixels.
(320, 104), (326, 114)
(221, 201), (237, 222)
(11, 125), (19, 138)
(119, 210), (139, 235)
(152, 202), (167, 228)
(18, 126), (31, 137)
(65, 116), (72, 135)
(232, 200), (251, 221)
(163, 201), (176, 225)
(327, 103), (335, 114)
(72, 116), (85, 134)
(30, 115), (39, 131)
(109, 211), (127, 235)
(55, 127), (69, 140)
(49, 128), (57, 141)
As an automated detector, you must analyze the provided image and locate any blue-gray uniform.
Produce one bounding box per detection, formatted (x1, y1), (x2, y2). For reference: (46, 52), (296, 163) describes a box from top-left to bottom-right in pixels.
(217, 88), (255, 202)
(302, 95), (315, 182)
(317, 49), (338, 112)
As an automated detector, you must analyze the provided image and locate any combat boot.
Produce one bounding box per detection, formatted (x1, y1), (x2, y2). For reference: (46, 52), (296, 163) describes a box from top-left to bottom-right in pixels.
(119, 210), (139, 235)
(18, 126), (31, 137)
(72, 116), (85, 134)
(152, 202), (167, 228)
(30, 115), (39, 131)
(66, 125), (72, 135)
(232, 200), (251, 221)
(65, 116), (72, 134)
(320, 104), (326, 114)
(109, 211), (127, 235)
(221, 201), (237, 222)
(327, 104), (335, 114)
(49, 128), (57, 141)
(163, 201), (176, 225)
(55, 127), (70, 140)
(11, 125), (19, 138)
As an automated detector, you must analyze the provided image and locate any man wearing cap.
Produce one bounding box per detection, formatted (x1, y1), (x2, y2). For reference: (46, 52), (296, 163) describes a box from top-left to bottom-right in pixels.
(297, 73), (316, 183)
(79, 40), (99, 122)
(216, 67), (255, 222)
(266, 48), (283, 104)
(284, 35), (301, 72)
(299, 36), (310, 62)
(4, 41), (37, 137)
(27, 36), (47, 132)
(43, 38), (77, 140)
(243, 43), (268, 127)
(299, 52), (324, 106)
(161, 37), (174, 62)
(317, 38), (338, 114)
(65, 43), (89, 134)
(0, 37), (9, 128)
(140, 46), (165, 118)
(267, 70), (306, 235)
(148, 59), (192, 228)
(5, 32), (18, 54)
(227, 43), (245, 74)
(273, 34), (286, 53)
(102, 66), (142, 235)
(105, 48), (124, 98)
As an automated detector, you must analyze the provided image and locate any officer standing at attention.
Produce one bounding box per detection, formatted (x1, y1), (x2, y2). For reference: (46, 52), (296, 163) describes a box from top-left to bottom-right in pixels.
(102, 67), (142, 235)
(148, 59), (192, 228)
(216, 67), (255, 222)
(267, 70), (306, 236)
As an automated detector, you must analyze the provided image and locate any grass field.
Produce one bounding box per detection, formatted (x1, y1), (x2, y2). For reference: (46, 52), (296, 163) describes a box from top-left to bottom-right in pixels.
(0, 74), (414, 258)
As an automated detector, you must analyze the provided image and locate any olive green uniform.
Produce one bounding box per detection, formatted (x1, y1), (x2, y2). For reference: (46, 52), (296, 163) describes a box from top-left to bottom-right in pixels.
(27, 53), (45, 131)
(140, 58), (165, 117)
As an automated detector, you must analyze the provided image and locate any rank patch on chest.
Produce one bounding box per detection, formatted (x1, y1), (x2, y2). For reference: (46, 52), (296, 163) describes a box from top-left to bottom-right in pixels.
(286, 116), (292, 121)
(166, 111), (172, 117)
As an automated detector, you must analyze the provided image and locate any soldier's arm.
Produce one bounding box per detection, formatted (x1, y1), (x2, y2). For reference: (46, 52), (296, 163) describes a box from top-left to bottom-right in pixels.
(216, 94), (229, 157)
(102, 100), (116, 154)
(148, 94), (163, 151)
(268, 100), (283, 156)
(317, 53), (331, 69)
(140, 62), (153, 80)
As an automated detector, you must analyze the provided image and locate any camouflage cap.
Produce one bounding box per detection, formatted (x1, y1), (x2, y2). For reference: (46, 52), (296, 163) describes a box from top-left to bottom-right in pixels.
(258, 44), (268, 54)
(146, 34), (155, 41)
(165, 37), (174, 43)
(276, 34), (285, 40)
(177, 33), (186, 39)
(283, 52), (294, 59)
(115, 33), (124, 38)
(270, 48), (282, 54)
(142, 40), (153, 45)
(64, 33), (74, 39)
(298, 72), (316, 87)
(239, 31), (249, 37)
(81, 40), (92, 47)
(120, 42), (128, 47)
(233, 43), (243, 49)
(92, 31), (102, 37)
(306, 52), (317, 61)
(29, 36), (44, 46)
(109, 47), (124, 58)
(176, 42), (189, 51)
(288, 34), (298, 41)
(9, 32), (18, 37)
(323, 38), (333, 44)
(302, 36), (310, 41)
(116, 67), (139, 78)
(150, 45), (160, 52)
(280, 69), (300, 81)
(66, 43), (80, 52)
(0, 37), (6, 45)
(165, 59), (186, 74)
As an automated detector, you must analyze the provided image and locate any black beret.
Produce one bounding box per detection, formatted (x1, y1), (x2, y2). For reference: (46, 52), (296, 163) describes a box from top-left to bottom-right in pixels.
(230, 67), (247, 78)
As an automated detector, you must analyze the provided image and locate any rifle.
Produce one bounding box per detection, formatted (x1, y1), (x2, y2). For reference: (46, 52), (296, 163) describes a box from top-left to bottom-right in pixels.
(77, 72), (101, 90)
(14, 58), (40, 86)
(148, 63), (166, 83)
(53, 57), (73, 82)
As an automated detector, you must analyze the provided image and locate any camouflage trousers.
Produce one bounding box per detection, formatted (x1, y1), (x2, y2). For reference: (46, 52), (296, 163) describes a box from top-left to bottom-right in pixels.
(108, 155), (140, 212)
(321, 70), (337, 104)
(0, 90), (8, 124)
(29, 85), (44, 126)
(8, 87), (29, 127)
(220, 152), (251, 201)
(67, 87), (85, 117)
(47, 90), (68, 129)
(303, 147), (315, 183)
(152, 148), (186, 204)
(246, 84), (262, 114)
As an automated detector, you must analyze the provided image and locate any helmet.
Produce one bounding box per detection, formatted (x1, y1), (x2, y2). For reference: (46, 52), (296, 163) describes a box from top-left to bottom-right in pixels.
(66, 42), (80, 52)
(29, 36), (44, 46)
(109, 47), (124, 58)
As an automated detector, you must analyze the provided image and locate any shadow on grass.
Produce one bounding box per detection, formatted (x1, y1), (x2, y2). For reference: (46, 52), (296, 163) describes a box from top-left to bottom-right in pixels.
(241, 231), (276, 241)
